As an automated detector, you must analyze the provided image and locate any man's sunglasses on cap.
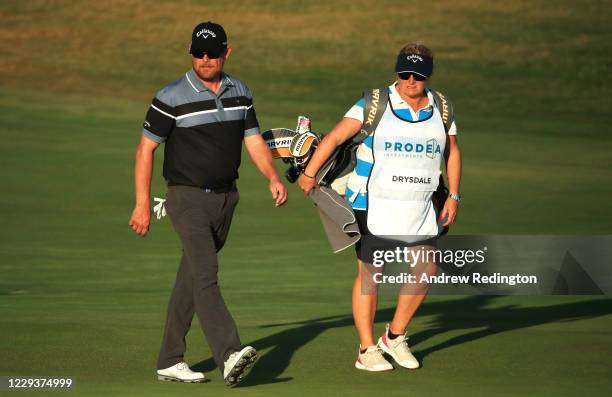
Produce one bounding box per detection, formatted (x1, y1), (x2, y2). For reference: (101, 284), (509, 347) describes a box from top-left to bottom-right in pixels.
(191, 48), (225, 59)
(397, 72), (427, 81)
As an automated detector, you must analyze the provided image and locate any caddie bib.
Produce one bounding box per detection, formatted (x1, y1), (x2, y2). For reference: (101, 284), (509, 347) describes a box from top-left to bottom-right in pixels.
(366, 102), (446, 238)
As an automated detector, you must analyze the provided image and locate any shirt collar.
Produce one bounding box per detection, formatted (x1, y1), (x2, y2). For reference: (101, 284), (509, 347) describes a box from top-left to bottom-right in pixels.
(186, 69), (235, 94)
(389, 83), (433, 112)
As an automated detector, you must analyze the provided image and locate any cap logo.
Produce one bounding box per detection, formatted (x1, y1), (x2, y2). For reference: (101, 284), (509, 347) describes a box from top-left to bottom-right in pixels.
(196, 28), (216, 39)
(406, 54), (424, 63)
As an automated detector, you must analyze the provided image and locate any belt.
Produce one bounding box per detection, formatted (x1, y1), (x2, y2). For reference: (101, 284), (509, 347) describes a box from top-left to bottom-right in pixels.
(168, 181), (237, 193)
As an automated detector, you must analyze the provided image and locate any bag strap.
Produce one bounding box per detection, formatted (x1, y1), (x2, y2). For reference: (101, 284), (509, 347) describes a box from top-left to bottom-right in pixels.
(355, 87), (389, 143)
(430, 89), (454, 134)
(430, 88), (453, 221)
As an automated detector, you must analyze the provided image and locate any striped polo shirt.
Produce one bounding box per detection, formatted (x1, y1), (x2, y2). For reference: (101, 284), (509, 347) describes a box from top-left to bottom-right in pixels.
(142, 68), (260, 189)
(343, 84), (458, 210)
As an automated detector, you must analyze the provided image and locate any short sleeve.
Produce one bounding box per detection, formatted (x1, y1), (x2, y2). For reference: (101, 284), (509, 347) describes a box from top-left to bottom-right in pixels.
(243, 86), (260, 137)
(343, 97), (365, 122)
(448, 120), (457, 136)
(142, 96), (176, 143)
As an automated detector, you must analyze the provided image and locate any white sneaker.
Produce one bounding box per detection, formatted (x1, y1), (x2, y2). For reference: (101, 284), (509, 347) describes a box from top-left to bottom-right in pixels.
(156, 362), (206, 383)
(378, 324), (420, 369)
(223, 346), (258, 387)
(355, 345), (394, 372)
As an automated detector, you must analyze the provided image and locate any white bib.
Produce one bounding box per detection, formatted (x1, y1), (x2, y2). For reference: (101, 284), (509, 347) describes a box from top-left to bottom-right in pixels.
(366, 103), (446, 238)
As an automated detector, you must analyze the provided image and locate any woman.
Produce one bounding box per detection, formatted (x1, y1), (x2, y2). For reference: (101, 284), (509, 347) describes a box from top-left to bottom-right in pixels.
(298, 43), (462, 372)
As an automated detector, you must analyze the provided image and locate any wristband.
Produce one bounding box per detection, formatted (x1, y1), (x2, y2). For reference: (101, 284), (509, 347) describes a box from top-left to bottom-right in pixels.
(303, 172), (315, 179)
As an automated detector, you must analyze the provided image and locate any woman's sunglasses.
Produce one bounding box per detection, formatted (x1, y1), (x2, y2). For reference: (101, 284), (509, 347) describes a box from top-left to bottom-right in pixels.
(397, 72), (427, 81)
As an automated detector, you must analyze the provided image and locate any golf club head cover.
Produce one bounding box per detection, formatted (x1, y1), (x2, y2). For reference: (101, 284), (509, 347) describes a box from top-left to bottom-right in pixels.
(290, 132), (319, 167)
(262, 128), (299, 159)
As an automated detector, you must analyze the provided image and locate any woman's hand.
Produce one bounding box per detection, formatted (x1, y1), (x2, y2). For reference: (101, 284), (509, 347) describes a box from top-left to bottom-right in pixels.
(296, 118), (362, 196)
(439, 197), (459, 227)
(298, 173), (318, 195)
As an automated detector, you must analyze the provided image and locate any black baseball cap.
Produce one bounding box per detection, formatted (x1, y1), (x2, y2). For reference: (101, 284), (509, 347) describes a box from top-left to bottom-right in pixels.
(395, 52), (433, 78)
(190, 21), (227, 54)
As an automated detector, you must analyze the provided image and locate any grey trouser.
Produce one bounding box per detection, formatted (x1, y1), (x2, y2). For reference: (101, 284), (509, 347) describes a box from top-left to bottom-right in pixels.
(157, 185), (241, 371)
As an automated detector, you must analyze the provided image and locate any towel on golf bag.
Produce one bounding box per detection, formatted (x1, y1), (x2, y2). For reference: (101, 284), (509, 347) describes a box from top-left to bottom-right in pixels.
(262, 118), (361, 253)
(309, 186), (361, 253)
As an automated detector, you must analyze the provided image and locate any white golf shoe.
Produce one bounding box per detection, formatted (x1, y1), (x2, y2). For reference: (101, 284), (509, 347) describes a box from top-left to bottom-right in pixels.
(378, 324), (420, 369)
(355, 345), (394, 372)
(223, 346), (258, 387)
(156, 362), (206, 383)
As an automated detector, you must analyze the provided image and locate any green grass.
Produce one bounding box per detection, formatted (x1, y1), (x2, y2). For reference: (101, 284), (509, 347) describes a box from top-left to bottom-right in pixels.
(1, 1), (611, 396)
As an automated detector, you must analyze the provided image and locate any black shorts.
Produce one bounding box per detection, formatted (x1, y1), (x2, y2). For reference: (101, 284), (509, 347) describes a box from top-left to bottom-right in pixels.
(354, 209), (437, 263)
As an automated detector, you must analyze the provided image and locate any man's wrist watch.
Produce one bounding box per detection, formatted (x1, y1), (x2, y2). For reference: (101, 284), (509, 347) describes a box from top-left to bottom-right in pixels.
(449, 192), (462, 202)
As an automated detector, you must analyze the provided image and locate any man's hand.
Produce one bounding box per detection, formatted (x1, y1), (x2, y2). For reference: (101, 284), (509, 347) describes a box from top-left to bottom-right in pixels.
(130, 136), (159, 237)
(244, 134), (288, 207)
(439, 198), (459, 227)
(269, 178), (288, 207)
(298, 174), (318, 196)
(129, 205), (151, 237)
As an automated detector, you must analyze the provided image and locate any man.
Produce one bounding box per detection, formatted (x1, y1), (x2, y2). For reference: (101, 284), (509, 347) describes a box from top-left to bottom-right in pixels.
(128, 21), (287, 386)
(298, 43), (461, 371)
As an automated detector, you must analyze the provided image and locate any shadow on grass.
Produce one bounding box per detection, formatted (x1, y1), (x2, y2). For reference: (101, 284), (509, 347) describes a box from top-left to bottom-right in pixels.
(192, 296), (612, 387)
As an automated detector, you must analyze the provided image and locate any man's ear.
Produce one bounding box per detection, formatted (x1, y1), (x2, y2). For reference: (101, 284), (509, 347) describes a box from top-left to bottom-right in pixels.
(224, 46), (233, 60)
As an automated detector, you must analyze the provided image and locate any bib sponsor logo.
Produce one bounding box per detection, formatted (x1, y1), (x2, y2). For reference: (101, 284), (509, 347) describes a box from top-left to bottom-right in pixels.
(426, 138), (439, 159)
(383, 139), (441, 158)
(196, 29), (216, 39)
(392, 175), (432, 184)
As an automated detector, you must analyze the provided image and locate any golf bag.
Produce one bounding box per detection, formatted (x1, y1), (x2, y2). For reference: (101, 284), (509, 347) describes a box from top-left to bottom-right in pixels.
(262, 88), (454, 235)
